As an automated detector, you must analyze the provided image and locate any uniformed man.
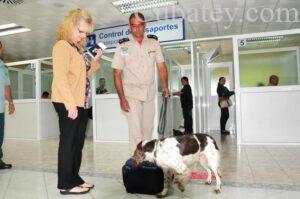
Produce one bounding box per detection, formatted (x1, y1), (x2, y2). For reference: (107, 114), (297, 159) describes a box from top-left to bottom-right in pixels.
(173, 76), (193, 134)
(112, 12), (170, 154)
(0, 41), (15, 169)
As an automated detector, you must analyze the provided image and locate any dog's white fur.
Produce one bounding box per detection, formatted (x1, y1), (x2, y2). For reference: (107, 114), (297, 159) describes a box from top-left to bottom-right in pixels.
(136, 134), (221, 197)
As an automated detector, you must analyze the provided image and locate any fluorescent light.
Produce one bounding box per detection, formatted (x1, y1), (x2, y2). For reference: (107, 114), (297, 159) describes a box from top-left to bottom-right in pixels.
(246, 36), (283, 43)
(0, 27), (31, 36)
(112, 0), (178, 14)
(0, 23), (18, 30)
(0, 23), (31, 36)
(241, 36), (284, 48)
(164, 46), (189, 51)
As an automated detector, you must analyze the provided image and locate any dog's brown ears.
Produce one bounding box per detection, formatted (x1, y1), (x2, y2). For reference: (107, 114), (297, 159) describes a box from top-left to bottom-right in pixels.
(132, 141), (144, 167)
(136, 141), (143, 151)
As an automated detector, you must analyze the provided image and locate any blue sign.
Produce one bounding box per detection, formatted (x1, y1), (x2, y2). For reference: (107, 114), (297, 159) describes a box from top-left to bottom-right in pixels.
(239, 39), (247, 47)
(90, 17), (185, 49)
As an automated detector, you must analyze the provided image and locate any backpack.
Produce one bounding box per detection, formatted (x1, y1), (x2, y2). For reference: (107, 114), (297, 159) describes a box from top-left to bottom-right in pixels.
(122, 158), (164, 195)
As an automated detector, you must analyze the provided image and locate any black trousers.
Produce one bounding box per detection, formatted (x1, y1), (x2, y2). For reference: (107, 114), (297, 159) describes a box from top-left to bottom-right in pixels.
(220, 107), (229, 132)
(183, 108), (193, 134)
(53, 102), (88, 189)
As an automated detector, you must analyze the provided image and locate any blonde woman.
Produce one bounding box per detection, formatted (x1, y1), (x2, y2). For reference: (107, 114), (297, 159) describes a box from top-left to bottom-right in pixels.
(52, 9), (102, 195)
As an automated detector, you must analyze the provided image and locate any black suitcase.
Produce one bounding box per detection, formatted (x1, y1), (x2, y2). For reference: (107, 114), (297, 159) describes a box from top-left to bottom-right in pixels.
(122, 158), (164, 195)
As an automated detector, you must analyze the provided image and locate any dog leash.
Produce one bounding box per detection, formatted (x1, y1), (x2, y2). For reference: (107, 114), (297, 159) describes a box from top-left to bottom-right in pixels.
(157, 93), (168, 138)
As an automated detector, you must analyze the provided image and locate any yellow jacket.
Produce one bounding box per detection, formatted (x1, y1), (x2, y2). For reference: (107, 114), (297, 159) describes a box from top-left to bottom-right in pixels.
(51, 40), (100, 110)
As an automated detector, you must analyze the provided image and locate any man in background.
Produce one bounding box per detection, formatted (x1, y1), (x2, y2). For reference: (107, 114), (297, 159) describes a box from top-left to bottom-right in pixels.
(42, 91), (50, 99)
(0, 41), (15, 169)
(173, 76), (193, 134)
(96, 78), (109, 94)
(268, 75), (279, 86)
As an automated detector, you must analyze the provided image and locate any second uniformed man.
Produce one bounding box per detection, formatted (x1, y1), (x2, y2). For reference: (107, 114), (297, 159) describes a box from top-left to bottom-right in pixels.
(112, 12), (170, 154)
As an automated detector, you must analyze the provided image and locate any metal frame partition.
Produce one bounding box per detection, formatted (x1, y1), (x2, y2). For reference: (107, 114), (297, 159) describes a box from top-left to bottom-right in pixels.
(5, 57), (59, 140)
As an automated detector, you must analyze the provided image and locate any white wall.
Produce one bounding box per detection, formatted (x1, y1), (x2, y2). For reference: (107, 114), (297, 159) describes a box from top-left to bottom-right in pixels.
(40, 100), (59, 139)
(38, 100), (93, 140)
(207, 96), (235, 132)
(94, 95), (129, 142)
(4, 101), (37, 139)
(240, 87), (300, 144)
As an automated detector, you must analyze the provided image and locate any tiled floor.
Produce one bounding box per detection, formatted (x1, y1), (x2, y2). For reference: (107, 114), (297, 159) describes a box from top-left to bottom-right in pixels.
(1, 132), (300, 198)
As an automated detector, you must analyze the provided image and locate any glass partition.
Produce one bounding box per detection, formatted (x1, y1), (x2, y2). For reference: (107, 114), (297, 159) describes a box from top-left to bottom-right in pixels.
(210, 67), (230, 96)
(193, 38), (235, 133)
(94, 52), (116, 95)
(23, 73), (35, 99)
(41, 59), (53, 99)
(238, 34), (300, 87)
(162, 42), (192, 92)
(9, 70), (18, 99)
(169, 62), (181, 92)
(161, 42), (192, 135)
(8, 63), (36, 99)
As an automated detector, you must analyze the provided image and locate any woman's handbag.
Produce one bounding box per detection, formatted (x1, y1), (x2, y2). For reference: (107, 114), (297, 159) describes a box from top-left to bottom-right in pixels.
(219, 98), (232, 108)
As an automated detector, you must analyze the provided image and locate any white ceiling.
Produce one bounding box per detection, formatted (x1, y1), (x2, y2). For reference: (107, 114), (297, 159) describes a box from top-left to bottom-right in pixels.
(0, 0), (299, 61)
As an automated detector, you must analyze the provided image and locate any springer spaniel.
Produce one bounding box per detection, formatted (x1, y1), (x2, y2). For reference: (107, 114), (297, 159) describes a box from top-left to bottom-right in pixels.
(133, 133), (221, 198)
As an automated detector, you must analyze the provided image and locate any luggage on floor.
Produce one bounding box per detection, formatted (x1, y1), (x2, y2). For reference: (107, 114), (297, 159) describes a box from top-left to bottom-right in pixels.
(122, 158), (164, 195)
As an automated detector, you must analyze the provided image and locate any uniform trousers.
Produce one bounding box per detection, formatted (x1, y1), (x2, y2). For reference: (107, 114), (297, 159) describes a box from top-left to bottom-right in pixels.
(126, 97), (155, 155)
(53, 102), (88, 189)
(0, 113), (4, 163)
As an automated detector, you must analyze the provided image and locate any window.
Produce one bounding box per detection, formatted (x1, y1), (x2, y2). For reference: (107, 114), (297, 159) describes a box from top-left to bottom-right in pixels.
(8, 64), (36, 99)
(41, 59), (53, 99)
(94, 53), (116, 95)
(238, 34), (300, 87)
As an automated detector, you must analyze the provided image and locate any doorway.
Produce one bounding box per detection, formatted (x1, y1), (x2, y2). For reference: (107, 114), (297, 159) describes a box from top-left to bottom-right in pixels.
(193, 38), (236, 134)
(161, 42), (192, 137)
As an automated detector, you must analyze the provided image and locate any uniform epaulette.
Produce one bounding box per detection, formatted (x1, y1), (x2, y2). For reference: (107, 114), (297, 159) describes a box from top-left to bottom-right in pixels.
(119, 38), (129, 44)
(147, 34), (158, 40)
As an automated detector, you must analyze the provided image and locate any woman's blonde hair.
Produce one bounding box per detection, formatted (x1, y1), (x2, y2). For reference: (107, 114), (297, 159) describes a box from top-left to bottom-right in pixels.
(57, 8), (94, 48)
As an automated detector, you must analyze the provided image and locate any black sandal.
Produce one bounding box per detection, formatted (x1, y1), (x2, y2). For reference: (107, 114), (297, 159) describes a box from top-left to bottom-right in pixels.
(60, 187), (90, 195)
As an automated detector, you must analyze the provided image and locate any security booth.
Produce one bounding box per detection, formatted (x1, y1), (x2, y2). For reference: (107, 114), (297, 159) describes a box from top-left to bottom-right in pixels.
(5, 57), (95, 140)
(4, 28), (300, 146)
(92, 28), (300, 146)
(4, 58), (59, 140)
(233, 29), (300, 145)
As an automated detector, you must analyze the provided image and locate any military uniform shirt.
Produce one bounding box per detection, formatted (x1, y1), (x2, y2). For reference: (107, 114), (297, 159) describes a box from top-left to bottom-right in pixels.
(112, 35), (164, 101)
(0, 60), (10, 113)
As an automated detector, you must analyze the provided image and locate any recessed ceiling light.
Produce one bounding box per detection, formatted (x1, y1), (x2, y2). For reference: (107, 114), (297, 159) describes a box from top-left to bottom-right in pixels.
(0, 26), (31, 37)
(164, 45), (189, 51)
(0, 23), (18, 30)
(112, 0), (178, 14)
